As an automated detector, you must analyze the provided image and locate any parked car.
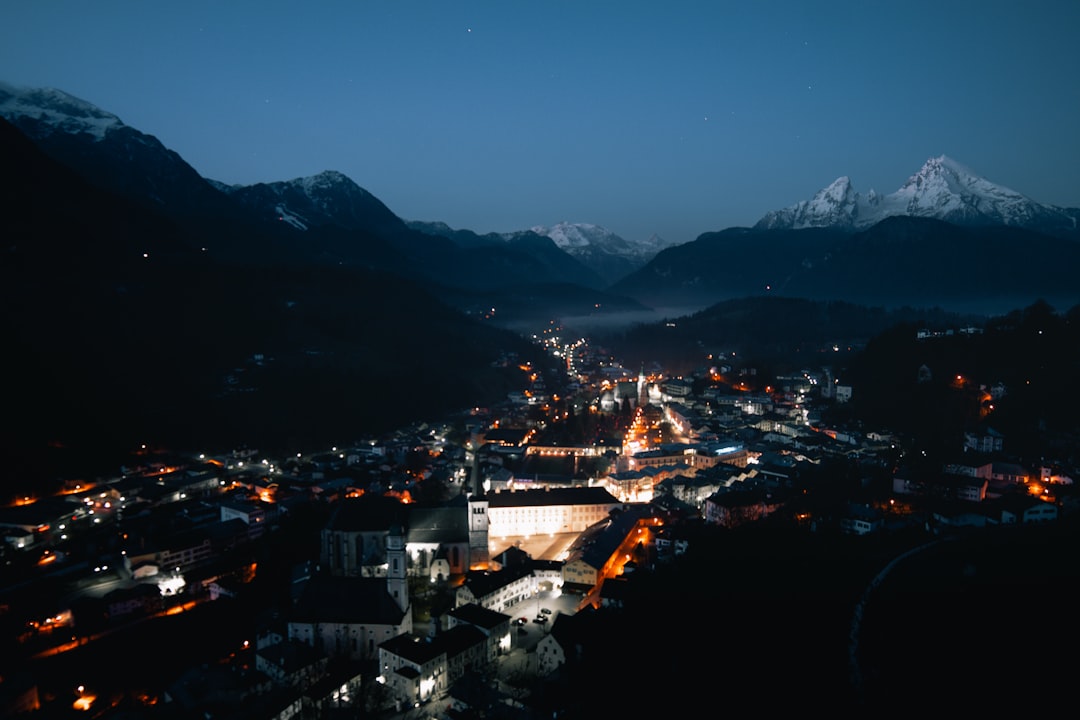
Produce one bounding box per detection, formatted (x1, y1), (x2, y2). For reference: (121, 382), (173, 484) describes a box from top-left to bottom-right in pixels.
(533, 615), (548, 624)
(515, 617), (528, 626)
(540, 608), (552, 615)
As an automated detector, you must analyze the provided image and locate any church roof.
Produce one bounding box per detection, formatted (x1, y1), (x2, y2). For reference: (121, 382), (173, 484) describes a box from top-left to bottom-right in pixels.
(446, 602), (510, 631)
(461, 564), (533, 598)
(405, 505), (468, 544)
(325, 495), (407, 532)
(290, 575), (408, 626)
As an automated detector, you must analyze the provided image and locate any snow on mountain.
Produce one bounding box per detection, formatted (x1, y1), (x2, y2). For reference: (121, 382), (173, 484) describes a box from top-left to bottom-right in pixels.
(0, 81), (123, 140)
(755, 155), (1079, 234)
(518, 222), (671, 262)
(220, 169), (401, 232)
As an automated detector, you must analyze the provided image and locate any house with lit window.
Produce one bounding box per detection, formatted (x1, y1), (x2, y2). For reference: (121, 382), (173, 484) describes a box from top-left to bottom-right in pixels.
(839, 503), (884, 535)
(997, 496), (1058, 524)
(454, 564), (534, 614)
(703, 486), (784, 528)
(377, 625), (489, 706)
(444, 603), (512, 661)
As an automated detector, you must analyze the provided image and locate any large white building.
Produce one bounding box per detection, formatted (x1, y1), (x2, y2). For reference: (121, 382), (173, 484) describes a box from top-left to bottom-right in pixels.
(485, 486), (620, 538)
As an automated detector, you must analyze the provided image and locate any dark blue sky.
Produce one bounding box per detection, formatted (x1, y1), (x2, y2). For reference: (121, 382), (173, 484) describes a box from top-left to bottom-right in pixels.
(3, 1), (1079, 246)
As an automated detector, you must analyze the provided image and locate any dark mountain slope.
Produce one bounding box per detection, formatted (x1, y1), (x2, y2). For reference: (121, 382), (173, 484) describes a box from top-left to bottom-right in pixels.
(1, 117), (538, 495)
(593, 295), (981, 375)
(608, 218), (1080, 314)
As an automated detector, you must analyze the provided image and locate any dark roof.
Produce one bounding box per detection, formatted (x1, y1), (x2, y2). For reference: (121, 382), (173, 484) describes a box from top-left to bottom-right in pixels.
(380, 633), (446, 664)
(576, 506), (653, 569)
(325, 495), (407, 532)
(599, 576), (631, 601)
(447, 603), (510, 630)
(257, 638), (324, 673)
(487, 486), (619, 508)
(707, 487), (774, 508)
(483, 427), (531, 444)
(291, 575), (407, 625)
(491, 545), (531, 566)
(438, 624), (488, 658)
(405, 505), (468, 543)
(462, 564), (533, 598)
(0, 497), (83, 528)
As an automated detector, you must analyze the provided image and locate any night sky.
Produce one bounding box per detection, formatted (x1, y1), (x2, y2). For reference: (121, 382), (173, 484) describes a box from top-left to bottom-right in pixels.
(3, 1), (1079, 246)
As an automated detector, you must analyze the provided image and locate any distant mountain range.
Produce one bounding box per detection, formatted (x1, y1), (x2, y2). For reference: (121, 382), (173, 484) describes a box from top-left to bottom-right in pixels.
(3, 79), (1080, 478)
(0, 82), (647, 318)
(5, 81), (1077, 318)
(0, 83), (586, 480)
(609, 215), (1080, 315)
(755, 155), (1080, 238)
(608, 156), (1080, 314)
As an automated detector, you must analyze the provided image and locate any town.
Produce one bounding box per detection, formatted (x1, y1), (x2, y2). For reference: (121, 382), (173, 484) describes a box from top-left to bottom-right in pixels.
(1, 311), (1076, 719)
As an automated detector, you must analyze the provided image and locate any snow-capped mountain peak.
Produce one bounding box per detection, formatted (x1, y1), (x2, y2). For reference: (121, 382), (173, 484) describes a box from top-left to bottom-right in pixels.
(755, 155), (1079, 234)
(0, 81), (123, 140)
(530, 222), (626, 253)
(296, 169), (367, 198)
(755, 176), (862, 230)
(523, 221), (672, 260)
(504, 221), (673, 286)
(221, 169), (399, 233)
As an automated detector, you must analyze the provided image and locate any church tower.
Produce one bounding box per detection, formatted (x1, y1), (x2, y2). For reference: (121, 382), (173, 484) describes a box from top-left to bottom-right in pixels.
(467, 494), (490, 570)
(465, 436), (490, 569)
(386, 523), (410, 614)
(638, 364), (648, 408)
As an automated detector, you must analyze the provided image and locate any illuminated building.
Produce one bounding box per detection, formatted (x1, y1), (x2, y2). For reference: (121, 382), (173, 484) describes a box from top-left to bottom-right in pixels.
(377, 625), (490, 706)
(485, 486), (619, 538)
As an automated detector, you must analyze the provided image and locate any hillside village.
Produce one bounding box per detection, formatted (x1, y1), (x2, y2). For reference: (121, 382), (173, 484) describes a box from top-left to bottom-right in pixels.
(2, 306), (1078, 718)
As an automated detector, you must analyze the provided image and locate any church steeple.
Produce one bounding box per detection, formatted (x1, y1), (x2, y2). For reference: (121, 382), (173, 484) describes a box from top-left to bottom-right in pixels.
(386, 523), (409, 614)
(638, 363), (648, 407)
(467, 493), (490, 570)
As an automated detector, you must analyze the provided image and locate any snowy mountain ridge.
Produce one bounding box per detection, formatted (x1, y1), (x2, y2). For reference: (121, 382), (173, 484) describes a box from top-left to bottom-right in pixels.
(0, 81), (123, 140)
(756, 155), (1079, 235)
(513, 221), (672, 261)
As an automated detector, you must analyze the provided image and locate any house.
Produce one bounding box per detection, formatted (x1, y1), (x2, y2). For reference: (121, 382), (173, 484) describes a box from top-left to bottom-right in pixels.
(931, 473), (988, 503)
(535, 609), (593, 677)
(991, 462), (1032, 485)
(597, 576), (631, 610)
(653, 526), (690, 562)
(454, 564), (534, 615)
(298, 663), (365, 717)
(255, 638), (328, 688)
(998, 497), (1059, 525)
(219, 497), (276, 539)
(444, 603), (512, 661)
(839, 503), (884, 535)
(703, 486), (784, 528)
(892, 466), (927, 497)
(377, 625), (490, 706)
(653, 473), (726, 510)
(964, 426), (1004, 454)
